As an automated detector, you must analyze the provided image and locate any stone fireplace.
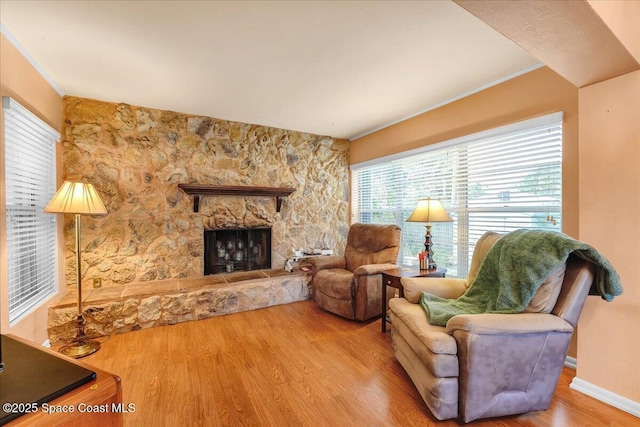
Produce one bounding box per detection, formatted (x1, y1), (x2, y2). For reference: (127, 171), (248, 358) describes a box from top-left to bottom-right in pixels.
(48, 96), (350, 343)
(204, 227), (271, 274)
(59, 96), (350, 288)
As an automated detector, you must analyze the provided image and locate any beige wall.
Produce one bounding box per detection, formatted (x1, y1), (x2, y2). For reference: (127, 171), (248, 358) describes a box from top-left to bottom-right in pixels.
(578, 69), (640, 403)
(576, 0), (640, 405)
(588, 0), (640, 62)
(0, 33), (64, 343)
(350, 66), (580, 239)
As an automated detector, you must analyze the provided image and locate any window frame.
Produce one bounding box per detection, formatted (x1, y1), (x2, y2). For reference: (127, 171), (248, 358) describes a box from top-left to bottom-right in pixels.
(3, 96), (60, 324)
(350, 112), (563, 277)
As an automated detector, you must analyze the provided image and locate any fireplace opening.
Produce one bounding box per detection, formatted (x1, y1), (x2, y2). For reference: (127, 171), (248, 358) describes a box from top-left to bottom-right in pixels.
(204, 227), (272, 275)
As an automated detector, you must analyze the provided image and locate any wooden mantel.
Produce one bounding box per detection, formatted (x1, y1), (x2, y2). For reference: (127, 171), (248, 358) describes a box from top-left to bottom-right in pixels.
(178, 184), (295, 213)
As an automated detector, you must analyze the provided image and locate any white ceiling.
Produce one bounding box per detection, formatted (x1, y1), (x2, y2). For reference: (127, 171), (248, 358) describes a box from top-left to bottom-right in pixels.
(0, 1), (539, 140)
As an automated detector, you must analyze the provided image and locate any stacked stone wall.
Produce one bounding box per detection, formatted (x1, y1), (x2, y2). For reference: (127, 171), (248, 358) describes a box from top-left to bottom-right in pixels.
(61, 96), (350, 289)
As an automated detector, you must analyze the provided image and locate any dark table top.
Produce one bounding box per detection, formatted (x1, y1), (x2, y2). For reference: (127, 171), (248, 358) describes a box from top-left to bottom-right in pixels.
(382, 266), (447, 279)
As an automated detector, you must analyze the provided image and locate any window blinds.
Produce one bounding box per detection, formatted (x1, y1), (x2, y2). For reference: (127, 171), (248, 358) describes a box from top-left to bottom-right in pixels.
(351, 113), (563, 277)
(3, 97), (59, 323)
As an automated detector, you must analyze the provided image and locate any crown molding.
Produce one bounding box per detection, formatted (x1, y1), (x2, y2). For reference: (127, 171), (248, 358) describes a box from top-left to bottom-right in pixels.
(1, 24), (64, 97)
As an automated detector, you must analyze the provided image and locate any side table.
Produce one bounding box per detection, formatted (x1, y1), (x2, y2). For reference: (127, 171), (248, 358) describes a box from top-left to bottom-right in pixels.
(381, 266), (446, 332)
(2, 334), (122, 427)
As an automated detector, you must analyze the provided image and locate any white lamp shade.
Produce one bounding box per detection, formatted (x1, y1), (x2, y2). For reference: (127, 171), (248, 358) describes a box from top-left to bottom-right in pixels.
(44, 181), (108, 215)
(406, 197), (452, 223)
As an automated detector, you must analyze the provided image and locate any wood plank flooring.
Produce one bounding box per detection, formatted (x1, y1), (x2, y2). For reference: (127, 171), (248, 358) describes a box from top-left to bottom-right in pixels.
(81, 300), (636, 426)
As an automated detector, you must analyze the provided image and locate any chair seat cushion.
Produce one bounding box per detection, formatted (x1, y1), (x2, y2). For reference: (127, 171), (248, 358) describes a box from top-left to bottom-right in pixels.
(314, 269), (353, 300)
(389, 297), (459, 378)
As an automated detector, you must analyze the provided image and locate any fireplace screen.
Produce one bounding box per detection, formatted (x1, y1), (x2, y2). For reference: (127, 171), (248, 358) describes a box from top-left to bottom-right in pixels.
(204, 227), (271, 275)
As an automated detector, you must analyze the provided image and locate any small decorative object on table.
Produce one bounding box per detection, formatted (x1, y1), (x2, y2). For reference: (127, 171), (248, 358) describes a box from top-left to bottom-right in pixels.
(284, 247), (334, 272)
(284, 259), (294, 272)
(418, 251), (428, 270)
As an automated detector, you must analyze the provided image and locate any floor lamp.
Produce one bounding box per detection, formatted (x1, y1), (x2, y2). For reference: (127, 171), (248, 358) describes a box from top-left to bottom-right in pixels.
(406, 197), (452, 269)
(45, 181), (108, 358)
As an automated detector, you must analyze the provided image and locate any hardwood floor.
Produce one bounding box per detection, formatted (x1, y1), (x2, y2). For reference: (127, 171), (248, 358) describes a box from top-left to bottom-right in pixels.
(82, 300), (635, 426)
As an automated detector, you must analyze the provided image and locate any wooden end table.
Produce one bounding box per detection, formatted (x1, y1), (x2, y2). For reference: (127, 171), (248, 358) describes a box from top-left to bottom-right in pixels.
(2, 334), (122, 427)
(381, 266), (446, 332)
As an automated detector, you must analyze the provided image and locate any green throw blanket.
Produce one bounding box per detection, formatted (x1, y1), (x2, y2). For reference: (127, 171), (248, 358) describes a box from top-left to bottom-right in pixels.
(420, 229), (623, 327)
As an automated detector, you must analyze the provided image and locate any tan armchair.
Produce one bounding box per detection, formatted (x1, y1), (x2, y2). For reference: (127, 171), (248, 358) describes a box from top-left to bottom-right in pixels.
(389, 231), (597, 422)
(308, 223), (401, 321)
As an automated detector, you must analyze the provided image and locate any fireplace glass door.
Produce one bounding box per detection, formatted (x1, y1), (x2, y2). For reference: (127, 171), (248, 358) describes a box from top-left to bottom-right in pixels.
(204, 228), (271, 274)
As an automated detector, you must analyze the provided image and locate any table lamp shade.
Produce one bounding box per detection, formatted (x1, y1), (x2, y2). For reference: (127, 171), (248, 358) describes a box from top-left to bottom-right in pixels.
(44, 181), (108, 215)
(406, 197), (452, 223)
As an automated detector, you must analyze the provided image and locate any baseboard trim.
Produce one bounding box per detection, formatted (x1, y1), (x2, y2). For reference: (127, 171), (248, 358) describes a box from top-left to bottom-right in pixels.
(570, 377), (640, 418)
(564, 355), (577, 369)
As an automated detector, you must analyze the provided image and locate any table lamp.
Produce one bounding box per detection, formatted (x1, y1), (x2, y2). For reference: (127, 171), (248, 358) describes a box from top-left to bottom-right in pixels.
(44, 181), (108, 358)
(406, 197), (452, 269)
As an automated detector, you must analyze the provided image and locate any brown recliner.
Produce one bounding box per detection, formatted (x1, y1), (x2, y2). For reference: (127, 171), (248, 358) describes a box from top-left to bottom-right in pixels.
(389, 231), (596, 422)
(308, 223), (401, 321)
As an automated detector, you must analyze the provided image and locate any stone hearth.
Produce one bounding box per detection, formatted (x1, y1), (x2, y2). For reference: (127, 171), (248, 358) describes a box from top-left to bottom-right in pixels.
(48, 270), (311, 345)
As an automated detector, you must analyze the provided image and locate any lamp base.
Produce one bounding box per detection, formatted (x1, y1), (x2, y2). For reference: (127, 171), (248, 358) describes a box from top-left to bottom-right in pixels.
(423, 224), (437, 270)
(58, 339), (100, 359)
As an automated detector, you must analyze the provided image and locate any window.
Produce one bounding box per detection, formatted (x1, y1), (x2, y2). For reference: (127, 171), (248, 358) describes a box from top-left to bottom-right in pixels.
(351, 113), (563, 278)
(3, 97), (59, 323)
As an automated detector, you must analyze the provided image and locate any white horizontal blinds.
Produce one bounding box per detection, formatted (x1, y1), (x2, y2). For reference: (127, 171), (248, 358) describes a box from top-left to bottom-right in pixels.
(351, 113), (563, 278)
(454, 121), (563, 276)
(3, 97), (59, 323)
(463, 124), (562, 236)
(351, 149), (458, 269)
(400, 150), (457, 268)
(352, 161), (404, 224)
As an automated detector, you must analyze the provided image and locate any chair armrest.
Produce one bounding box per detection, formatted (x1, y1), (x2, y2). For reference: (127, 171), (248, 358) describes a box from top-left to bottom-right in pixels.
(446, 313), (574, 335)
(450, 312), (574, 422)
(307, 255), (345, 272)
(401, 277), (468, 303)
(353, 263), (398, 278)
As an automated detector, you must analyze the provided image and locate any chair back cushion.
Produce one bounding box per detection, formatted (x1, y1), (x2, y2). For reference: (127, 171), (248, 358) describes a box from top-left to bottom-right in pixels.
(551, 255), (595, 326)
(344, 223), (401, 272)
(466, 231), (566, 313)
(524, 263), (566, 313)
(466, 231), (502, 287)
